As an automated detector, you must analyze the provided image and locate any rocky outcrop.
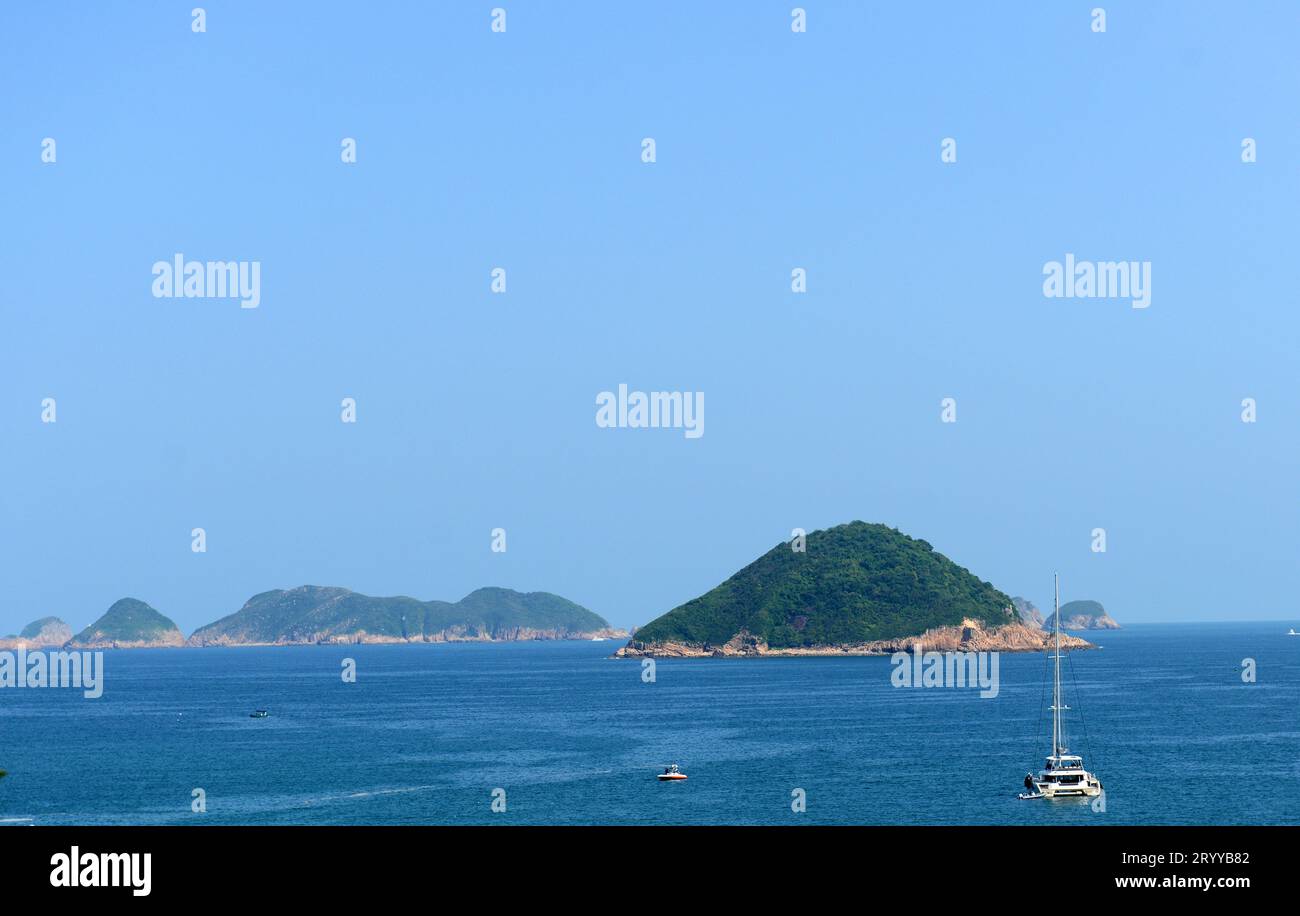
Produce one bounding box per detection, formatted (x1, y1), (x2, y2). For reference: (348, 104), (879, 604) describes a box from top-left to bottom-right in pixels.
(616, 619), (1093, 658)
(69, 633), (186, 649)
(1011, 597), (1044, 629)
(0, 616), (73, 649)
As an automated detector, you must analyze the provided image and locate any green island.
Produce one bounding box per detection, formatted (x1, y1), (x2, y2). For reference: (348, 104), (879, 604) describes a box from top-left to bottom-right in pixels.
(187, 586), (623, 646)
(68, 598), (185, 648)
(619, 521), (1090, 657)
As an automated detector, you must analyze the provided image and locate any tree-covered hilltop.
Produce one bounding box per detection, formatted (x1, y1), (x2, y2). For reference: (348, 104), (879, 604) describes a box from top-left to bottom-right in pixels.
(188, 586), (620, 645)
(1044, 600), (1120, 630)
(0, 615), (73, 648)
(629, 522), (1016, 649)
(452, 587), (614, 634)
(19, 616), (71, 641)
(68, 598), (185, 648)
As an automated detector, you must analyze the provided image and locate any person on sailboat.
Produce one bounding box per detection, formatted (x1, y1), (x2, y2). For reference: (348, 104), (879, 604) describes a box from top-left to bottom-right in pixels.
(1024, 773), (1035, 794)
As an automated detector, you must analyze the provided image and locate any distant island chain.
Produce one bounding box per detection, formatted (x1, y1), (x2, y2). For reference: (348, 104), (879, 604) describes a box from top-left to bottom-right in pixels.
(3, 522), (1118, 654)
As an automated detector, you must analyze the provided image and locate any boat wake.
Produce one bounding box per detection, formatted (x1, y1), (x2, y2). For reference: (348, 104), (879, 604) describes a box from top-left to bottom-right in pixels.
(342, 784), (438, 800)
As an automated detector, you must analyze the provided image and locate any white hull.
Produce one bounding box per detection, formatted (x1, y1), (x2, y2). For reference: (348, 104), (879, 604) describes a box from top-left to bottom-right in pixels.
(1033, 771), (1103, 798)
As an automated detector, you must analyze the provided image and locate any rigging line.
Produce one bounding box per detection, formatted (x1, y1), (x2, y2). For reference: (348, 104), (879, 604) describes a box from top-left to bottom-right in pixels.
(1066, 644), (1093, 768)
(1032, 639), (1050, 760)
(1071, 647), (1102, 774)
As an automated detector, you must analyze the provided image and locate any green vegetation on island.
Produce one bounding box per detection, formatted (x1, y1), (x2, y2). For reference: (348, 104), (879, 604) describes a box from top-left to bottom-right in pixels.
(188, 585), (621, 645)
(19, 616), (70, 641)
(68, 598), (185, 648)
(0, 616), (73, 647)
(1044, 600), (1121, 630)
(628, 521), (1017, 651)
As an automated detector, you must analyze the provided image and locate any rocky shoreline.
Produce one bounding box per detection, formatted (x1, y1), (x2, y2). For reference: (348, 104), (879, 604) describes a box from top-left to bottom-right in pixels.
(0, 629), (629, 649)
(64, 635), (188, 649)
(2, 615), (627, 650)
(188, 627), (629, 647)
(614, 619), (1094, 659)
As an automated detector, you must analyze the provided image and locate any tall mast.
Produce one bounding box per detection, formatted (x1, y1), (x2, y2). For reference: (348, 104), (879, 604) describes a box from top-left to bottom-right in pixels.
(1052, 573), (1062, 758)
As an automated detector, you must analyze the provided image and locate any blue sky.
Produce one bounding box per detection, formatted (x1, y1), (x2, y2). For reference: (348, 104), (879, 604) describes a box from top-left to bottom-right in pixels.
(2, 2), (1298, 633)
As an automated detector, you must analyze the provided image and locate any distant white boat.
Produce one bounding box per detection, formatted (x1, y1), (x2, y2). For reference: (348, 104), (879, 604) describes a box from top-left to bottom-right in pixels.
(1288, 628), (1298, 636)
(590, 637), (608, 642)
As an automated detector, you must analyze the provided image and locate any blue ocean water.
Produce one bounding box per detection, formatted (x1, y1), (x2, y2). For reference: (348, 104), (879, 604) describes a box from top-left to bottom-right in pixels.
(1, 623), (1297, 825)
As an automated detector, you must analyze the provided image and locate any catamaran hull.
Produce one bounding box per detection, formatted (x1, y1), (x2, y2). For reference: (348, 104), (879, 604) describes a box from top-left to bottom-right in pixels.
(1033, 780), (1102, 799)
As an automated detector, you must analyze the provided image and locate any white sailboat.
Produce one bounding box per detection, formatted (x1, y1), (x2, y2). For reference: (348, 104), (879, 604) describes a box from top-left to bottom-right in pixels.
(1019, 574), (1103, 800)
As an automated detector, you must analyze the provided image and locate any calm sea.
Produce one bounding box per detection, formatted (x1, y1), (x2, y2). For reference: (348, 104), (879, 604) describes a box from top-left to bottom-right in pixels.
(1, 622), (1296, 825)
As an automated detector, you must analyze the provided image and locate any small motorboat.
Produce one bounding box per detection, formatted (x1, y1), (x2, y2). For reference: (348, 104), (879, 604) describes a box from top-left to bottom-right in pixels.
(1289, 628), (1298, 636)
(249, 709), (270, 719)
(657, 763), (687, 781)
